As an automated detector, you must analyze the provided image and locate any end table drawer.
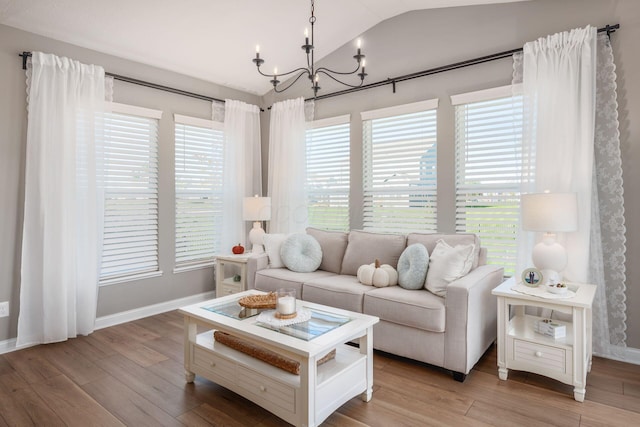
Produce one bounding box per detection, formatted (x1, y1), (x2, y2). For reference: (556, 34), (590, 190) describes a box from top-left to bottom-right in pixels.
(237, 365), (296, 413)
(513, 339), (567, 373)
(219, 282), (243, 296)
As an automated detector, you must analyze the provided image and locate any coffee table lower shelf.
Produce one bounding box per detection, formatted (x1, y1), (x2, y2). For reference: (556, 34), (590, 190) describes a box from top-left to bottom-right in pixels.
(188, 331), (367, 426)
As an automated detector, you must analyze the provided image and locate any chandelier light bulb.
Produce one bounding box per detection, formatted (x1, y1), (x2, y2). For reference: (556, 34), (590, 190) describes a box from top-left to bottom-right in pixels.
(304, 28), (309, 38)
(362, 59), (366, 68)
(315, 74), (319, 82)
(274, 67), (278, 76)
(256, 45), (260, 53)
(357, 39), (362, 49)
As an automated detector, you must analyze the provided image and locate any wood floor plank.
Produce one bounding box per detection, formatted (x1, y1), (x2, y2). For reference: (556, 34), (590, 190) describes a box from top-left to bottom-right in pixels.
(67, 334), (119, 360)
(176, 406), (215, 427)
(92, 327), (169, 367)
(466, 399), (579, 427)
(142, 336), (185, 362)
(0, 370), (66, 426)
(4, 346), (62, 384)
(31, 374), (124, 426)
(38, 340), (108, 385)
(94, 353), (201, 417)
(0, 355), (15, 376)
(82, 375), (183, 427)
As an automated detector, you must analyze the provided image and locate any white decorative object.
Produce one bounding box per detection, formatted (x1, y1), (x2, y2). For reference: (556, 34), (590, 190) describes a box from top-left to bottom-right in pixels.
(276, 288), (297, 317)
(522, 192), (578, 284)
(356, 259), (398, 287)
(257, 307), (312, 328)
(511, 283), (576, 300)
(243, 195), (271, 254)
(263, 233), (289, 268)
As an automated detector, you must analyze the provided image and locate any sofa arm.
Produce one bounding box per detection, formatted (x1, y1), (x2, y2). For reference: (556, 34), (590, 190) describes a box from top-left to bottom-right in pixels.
(443, 264), (504, 375)
(245, 253), (269, 290)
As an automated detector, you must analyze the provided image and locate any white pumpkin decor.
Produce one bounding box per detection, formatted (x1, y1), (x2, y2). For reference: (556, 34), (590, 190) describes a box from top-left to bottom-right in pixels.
(357, 259), (399, 287)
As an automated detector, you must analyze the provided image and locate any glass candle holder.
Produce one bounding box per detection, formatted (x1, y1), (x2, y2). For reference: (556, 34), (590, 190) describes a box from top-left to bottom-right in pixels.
(276, 288), (296, 317)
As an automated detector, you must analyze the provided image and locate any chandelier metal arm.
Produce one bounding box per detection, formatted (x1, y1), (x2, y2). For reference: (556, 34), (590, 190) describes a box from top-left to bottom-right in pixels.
(316, 63), (361, 76)
(273, 70), (311, 93)
(256, 65), (310, 79)
(316, 70), (364, 89)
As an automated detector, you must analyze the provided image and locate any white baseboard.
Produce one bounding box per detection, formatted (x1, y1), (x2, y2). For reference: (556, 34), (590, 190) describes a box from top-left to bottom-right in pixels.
(94, 291), (216, 330)
(0, 291), (216, 355)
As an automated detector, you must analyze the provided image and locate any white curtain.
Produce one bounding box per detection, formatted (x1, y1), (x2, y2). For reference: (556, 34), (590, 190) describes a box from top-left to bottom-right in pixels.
(18, 52), (106, 346)
(514, 30), (629, 358)
(221, 99), (262, 249)
(516, 26), (597, 284)
(268, 97), (309, 234)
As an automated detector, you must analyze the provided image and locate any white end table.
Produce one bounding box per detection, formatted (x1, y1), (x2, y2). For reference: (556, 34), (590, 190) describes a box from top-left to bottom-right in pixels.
(215, 254), (252, 298)
(492, 277), (596, 402)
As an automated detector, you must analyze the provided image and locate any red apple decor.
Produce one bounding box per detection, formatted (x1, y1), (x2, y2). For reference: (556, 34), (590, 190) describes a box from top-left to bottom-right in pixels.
(232, 243), (245, 255)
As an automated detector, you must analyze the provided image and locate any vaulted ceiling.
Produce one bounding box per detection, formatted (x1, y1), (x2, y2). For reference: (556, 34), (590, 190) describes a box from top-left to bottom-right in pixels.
(0, 0), (528, 95)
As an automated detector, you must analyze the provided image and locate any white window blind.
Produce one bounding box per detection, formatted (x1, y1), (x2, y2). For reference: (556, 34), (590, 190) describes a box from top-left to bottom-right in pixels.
(100, 106), (161, 282)
(454, 91), (523, 276)
(306, 115), (350, 231)
(362, 101), (438, 233)
(174, 115), (224, 268)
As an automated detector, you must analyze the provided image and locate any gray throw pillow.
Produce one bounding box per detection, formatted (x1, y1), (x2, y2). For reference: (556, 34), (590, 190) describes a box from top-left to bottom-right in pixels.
(397, 244), (430, 290)
(280, 233), (323, 273)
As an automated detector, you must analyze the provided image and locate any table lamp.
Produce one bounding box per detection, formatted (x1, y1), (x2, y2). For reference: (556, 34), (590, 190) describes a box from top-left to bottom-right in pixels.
(521, 192), (578, 284)
(243, 195), (271, 254)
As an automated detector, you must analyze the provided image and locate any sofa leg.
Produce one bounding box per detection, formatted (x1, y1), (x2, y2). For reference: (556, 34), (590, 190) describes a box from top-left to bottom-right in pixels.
(452, 371), (467, 382)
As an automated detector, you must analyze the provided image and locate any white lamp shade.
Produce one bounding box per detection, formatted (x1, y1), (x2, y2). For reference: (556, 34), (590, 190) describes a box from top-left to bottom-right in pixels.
(243, 196), (271, 221)
(521, 192), (578, 232)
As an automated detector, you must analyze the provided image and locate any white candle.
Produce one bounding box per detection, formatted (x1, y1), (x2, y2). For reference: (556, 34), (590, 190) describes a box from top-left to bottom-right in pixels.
(277, 295), (296, 315)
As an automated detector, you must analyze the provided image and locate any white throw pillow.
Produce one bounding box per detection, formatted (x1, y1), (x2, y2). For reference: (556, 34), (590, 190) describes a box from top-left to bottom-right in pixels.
(263, 233), (289, 268)
(425, 239), (475, 297)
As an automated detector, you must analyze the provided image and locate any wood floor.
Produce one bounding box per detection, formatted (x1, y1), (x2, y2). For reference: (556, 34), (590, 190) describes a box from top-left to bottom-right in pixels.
(1, 311), (639, 427)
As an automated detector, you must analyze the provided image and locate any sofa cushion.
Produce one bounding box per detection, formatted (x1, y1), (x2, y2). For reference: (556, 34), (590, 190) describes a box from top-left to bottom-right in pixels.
(364, 286), (446, 333)
(425, 239), (475, 297)
(263, 233), (289, 268)
(303, 275), (371, 313)
(306, 228), (348, 274)
(397, 244), (429, 290)
(280, 233), (322, 273)
(254, 268), (335, 297)
(341, 230), (406, 275)
(407, 232), (481, 269)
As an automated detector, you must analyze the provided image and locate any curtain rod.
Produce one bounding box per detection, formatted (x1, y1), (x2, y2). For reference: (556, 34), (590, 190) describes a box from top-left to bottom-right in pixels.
(304, 23), (620, 102)
(19, 51), (228, 104)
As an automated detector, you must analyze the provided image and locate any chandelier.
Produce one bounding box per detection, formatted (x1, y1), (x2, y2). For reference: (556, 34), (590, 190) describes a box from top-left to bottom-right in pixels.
(252, 0), (367, 97)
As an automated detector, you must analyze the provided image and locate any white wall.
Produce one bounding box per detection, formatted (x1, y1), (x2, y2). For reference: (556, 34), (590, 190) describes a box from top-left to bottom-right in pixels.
(262, 0), (640, 347)
(0, 23), (261, 342)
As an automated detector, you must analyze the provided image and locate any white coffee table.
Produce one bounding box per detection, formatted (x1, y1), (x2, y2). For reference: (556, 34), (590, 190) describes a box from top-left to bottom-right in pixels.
(180, 290), (379, 427)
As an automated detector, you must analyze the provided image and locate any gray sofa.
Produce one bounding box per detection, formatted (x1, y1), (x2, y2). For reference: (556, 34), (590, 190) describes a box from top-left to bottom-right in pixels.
(246, 228), (503, 381)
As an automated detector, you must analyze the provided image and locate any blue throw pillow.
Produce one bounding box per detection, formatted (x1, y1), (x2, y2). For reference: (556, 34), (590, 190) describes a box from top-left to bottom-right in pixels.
(281, 233), (323, 273)
(397, 244), (429, 290)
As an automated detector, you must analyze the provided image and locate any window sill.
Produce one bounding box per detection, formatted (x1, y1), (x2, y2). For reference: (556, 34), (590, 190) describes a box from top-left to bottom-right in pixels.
(173, 262), (215, 274)
(99, 270), (163, 287)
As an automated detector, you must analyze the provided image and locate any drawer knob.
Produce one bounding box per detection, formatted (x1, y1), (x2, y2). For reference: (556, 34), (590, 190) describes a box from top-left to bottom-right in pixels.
(535, 351), (543, 358)
(210, 362), (216, 367)
(259, 385), (267, 392)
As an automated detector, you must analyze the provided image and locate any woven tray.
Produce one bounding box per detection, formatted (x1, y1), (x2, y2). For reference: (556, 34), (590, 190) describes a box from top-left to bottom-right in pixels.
(213, 331), (336, 375)
(238, 292), (276, 309)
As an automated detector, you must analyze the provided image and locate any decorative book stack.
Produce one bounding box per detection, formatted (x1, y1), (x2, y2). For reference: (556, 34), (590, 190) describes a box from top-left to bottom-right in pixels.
(534, 318), (566, 339)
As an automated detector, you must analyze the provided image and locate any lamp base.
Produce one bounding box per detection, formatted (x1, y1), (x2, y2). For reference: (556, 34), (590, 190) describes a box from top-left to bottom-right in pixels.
(249, 221), (265, 254)
(532, 233), (567, 284)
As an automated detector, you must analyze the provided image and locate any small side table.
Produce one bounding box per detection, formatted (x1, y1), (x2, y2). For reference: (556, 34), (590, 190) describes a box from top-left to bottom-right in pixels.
(492, 277), (596, 402)
(215, 254), (251, 298)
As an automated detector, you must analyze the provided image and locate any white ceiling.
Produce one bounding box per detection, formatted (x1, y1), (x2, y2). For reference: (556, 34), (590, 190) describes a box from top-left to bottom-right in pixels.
(0, 0), (527, 95)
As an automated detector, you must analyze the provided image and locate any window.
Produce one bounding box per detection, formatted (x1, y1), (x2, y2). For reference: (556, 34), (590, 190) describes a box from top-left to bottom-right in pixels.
(453, 86), (523, 276)
(306, 115), (350, 231)
(100, 103), (162, 284)
(174, 115), (224, 269)
(361, 99), (438, 233)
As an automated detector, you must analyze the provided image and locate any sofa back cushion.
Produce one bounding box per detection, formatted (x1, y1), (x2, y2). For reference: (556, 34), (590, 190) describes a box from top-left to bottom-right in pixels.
(407, 232), (481, 269)
(306, 228), (348, 274)
(341, 230), (407, 275)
